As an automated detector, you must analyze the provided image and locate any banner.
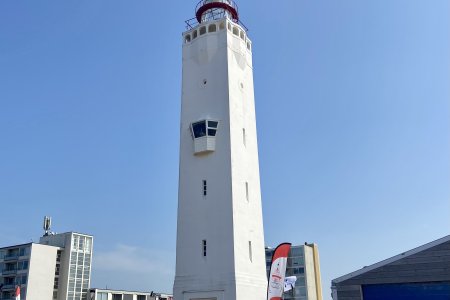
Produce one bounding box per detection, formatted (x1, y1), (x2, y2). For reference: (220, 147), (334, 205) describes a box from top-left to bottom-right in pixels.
(267, 243), (291, 300)
(284, 276), (297, 292)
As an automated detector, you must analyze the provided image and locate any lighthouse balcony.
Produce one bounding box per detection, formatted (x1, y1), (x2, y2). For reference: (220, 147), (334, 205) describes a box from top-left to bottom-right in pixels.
(183, 17), (252, 52)
(191, 120), (219, 154)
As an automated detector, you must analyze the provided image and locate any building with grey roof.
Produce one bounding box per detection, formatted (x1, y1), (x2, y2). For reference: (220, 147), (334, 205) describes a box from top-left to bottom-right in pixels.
(331, 235), (450, 300)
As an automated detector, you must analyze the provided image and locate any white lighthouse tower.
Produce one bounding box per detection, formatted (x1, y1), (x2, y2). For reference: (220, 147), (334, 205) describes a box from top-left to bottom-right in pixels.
(174, 1), (267, 299)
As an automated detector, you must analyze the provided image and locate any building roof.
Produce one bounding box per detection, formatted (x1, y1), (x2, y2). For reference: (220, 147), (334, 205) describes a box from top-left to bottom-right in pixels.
(0, 242), (62, 250)
(90, 288), (172, 296)
(0, 242), (33, 250)
(332, 235), (450, 284)
(52, 231), (93, 237)
(90, 288), (152, 295)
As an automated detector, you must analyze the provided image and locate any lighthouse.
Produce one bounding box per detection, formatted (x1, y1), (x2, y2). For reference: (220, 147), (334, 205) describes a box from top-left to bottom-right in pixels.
(174, 1), (267, 299)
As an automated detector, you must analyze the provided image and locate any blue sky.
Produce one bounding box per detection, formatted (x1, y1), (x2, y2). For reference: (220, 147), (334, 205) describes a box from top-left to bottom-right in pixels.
(0, 0), (449, 298)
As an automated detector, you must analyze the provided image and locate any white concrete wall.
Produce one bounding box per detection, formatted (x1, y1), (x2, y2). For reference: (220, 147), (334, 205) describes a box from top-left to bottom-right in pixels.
(26, 243), (58, 300)
(58, 233), (73, 300)
(304, 246), (318, 300)
(174, 18), (266, 300)
(226, 20), (267, 300)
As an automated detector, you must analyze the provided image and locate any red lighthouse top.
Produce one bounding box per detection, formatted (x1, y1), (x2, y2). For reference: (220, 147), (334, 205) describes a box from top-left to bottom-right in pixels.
(195, 0), (239, 23)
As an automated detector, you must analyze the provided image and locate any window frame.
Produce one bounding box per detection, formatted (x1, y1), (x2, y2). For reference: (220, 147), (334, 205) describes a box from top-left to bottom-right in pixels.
(191, 120), (219, 139)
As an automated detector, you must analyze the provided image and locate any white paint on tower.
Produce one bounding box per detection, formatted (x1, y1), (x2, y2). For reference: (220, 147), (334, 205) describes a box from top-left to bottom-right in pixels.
(174, 1), (266, 299)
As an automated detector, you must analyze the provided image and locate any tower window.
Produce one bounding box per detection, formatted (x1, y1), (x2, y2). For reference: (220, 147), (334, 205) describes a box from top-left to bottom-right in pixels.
(245, 182), (249, 201)
(203, 180), (207, 196)
(185, 34), (191, 43)
(202, 240), (207, 257)
(208, 24), (217, 33)
(219, 22), (225, 30)
(199, 26), (206, 35)
(243, 128), (246, 146)
(193, 30), (198, 39)
(227, 22), (231, 31)
(191, 120), (219, 138)
(247, 42), (251, 51)
(249, 241), (252, 262)
(240, 30), (245, 41)
(232, 27), (239, 36)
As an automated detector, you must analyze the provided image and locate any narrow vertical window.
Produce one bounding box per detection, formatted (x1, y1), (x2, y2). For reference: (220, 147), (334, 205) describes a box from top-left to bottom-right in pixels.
(249, 241), (252, 261)
(245, 182), (249, 202)
(242, 128), (246, 146)
(203, 180), (207, 196)
(202, 240), (207, 257)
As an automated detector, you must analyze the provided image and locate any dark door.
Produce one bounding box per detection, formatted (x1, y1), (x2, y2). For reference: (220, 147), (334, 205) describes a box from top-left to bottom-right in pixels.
(363, 282), (450, 300)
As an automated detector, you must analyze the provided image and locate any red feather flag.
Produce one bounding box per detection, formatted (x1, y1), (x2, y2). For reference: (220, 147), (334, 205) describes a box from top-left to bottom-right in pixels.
(267, 243), (291, 300)
(14, 285), (20, 300)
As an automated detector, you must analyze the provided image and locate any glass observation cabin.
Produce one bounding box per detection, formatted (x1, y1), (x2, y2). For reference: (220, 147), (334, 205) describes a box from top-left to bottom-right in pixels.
(191, 120), (219, 154)
(185, 0), (247, 31)
(196, 0), (238, 23)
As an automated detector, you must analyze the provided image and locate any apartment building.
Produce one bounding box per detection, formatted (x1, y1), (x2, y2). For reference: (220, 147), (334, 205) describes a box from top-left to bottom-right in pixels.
(0, 232), (93, 300)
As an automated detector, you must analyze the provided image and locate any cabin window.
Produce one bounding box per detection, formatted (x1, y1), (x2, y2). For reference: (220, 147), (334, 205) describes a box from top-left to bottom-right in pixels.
(208, 24), (217, 32)
(191, 120), (219, 138)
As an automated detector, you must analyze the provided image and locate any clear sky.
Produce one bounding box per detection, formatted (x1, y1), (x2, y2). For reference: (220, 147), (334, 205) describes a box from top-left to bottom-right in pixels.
(0, 0), (449, 298)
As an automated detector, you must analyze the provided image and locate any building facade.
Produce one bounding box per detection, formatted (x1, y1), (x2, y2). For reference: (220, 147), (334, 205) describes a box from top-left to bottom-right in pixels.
(331, 235), (450, 300)
(0, 232), (93, 300)
(89, 288), (172, 300)
(266, 244), (323, 300)
(40, 232), (94, 300)
(174, 1), (267, 299)
(0, 242), (59, 300)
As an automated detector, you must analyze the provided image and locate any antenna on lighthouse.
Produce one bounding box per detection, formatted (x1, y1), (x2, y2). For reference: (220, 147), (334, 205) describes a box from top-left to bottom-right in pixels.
(43, 216), (52, 236)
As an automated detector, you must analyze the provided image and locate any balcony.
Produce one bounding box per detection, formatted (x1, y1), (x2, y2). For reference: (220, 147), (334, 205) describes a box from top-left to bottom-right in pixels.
(1, 284), (15, 291)
(2, 269), (17, 275)
(3, 254), (19, 261)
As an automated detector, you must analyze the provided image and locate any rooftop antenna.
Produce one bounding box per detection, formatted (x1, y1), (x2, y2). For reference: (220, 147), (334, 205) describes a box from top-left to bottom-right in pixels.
(43, 216), (52, 236)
